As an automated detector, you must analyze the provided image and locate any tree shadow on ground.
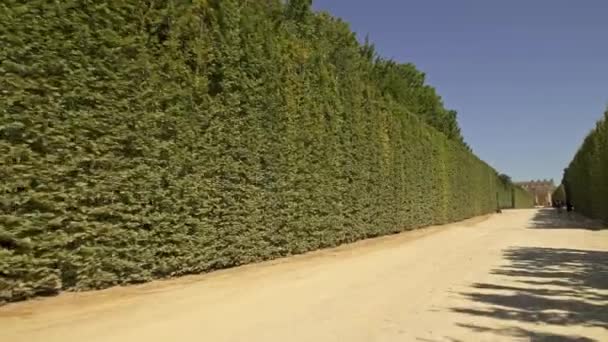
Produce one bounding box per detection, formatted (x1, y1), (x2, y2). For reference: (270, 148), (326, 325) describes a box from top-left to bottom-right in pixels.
(416, 325), (594, 342)
(529, 208), (606, 230)
(451, 246), (608, 341)
(455, 323), (595, 342)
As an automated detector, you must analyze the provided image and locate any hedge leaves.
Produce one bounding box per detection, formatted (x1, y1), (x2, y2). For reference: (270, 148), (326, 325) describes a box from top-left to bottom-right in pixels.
(563, 109), (608, 222)
(0, 0), (532, 303)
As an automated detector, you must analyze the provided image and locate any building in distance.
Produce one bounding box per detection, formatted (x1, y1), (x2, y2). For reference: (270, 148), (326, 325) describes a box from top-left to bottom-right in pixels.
(515, 179), (556, 207)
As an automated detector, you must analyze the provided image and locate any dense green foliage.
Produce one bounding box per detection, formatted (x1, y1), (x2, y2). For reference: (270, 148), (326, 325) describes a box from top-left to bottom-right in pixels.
(496, 175), (533, 209)
(552, 185), (566, 204)
(513, 186), (535, 209)
(563, 109), (608, 221)
(0, 0), (531, 303)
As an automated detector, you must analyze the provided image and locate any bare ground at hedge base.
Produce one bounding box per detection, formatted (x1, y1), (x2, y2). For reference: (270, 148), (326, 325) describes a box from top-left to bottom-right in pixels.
(2, 209), (607, 342)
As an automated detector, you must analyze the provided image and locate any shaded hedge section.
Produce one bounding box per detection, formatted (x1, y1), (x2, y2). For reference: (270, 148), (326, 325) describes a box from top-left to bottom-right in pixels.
(563, 109), (608, 222)
(496, 176), (533, 210)
(497, 185), (532, 210)
(0, 0), (532, 303)
(552, 185), (566, 204)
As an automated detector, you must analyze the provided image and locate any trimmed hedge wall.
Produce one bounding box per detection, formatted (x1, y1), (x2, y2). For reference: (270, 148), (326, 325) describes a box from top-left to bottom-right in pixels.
(513, 186), (535, 209)
(0, 0), (531, 303)
(496, 177), (533, 209)
(563, 109), (608, 221)
(552, 185), (566, 204)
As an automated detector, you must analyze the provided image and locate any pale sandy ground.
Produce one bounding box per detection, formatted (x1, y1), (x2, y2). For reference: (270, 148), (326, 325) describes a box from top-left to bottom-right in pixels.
(1, 209), (607, 342)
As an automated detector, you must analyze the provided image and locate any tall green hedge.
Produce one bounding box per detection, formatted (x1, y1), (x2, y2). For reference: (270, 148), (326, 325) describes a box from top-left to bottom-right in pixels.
(552, 184), (566, 204)
(496, 180), (533, 210)
(513, 186), (535, 209)
(0, 0), (531, 303)
(563, 109), (608, 221)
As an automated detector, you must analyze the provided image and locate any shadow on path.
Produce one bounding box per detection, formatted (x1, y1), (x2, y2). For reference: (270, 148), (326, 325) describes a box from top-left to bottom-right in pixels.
(530, 208), (606, 230)
(454, 323), (595, 342)
(451, 246), (608, 341)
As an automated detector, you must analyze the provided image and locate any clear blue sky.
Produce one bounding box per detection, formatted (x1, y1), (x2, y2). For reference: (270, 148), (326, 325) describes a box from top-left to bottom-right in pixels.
(313, 0), (608, 183)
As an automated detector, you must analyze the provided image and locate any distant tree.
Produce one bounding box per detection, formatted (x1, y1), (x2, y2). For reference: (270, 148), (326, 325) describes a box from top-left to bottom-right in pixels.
(498, 174), (513, 186)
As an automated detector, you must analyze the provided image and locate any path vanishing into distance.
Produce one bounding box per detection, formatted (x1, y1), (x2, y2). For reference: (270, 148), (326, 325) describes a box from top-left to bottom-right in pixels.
(2, 209), (607, 342)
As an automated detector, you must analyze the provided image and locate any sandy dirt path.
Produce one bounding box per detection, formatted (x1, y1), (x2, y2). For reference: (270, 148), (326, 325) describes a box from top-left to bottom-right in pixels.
(1, 209), (607, 342)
